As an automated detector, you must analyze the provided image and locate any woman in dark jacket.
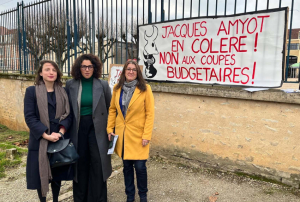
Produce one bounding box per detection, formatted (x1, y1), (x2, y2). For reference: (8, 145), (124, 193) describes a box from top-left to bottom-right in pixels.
(24, 60), (73, 202)
(66, 54), (112, 202)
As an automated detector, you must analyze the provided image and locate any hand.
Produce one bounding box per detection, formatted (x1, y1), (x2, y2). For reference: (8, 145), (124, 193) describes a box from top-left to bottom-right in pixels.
(108, 132), (115, 141)
(42, 132), (60, 142)
(51, 132), (62, 139)
(142, 139), (150, 147)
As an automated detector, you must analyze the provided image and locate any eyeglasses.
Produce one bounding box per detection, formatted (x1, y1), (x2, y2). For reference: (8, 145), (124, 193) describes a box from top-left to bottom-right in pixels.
(80, 65), (94, 70)
(126, 68), (137, 72)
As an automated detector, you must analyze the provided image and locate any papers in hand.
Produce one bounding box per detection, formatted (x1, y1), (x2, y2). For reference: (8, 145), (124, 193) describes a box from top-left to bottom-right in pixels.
(107, 135), (118, 155)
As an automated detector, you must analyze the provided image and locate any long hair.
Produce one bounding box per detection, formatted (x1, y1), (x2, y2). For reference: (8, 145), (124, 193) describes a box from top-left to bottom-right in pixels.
(71, 54), (102, 79)
(34, 60), (63, 86)
(114, 60), (147, 92)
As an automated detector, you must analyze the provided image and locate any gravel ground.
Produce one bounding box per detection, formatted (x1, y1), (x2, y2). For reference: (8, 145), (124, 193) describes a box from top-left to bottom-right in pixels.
(1, 156), (300, 202)
(0, 156), (72, 202)
(104, 157), (300, 202)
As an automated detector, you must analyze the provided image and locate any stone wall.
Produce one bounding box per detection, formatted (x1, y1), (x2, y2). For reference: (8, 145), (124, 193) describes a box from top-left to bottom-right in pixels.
(0, 74), (68, 131)
(149, 83), (300, 188)
(0, 74), (35, 131)
(1, 73), (300, 187)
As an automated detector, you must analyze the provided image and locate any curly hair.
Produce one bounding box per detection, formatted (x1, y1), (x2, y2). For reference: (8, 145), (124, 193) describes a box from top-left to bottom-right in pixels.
(114, 60), (147, 92)
(34, 60), (63, 86)
(71, 54), (102, 79)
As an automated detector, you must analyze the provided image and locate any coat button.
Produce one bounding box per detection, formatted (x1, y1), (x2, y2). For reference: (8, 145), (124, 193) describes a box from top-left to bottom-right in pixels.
(93, 116), (95, 119)
(102, 113), (104, 115)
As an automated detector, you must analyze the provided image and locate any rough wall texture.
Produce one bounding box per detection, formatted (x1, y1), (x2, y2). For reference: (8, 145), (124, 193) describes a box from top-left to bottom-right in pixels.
(150, 91), (300, 188)
(0, 74), (68, 131)
(0, 75), (34, 131)
(1, 74), (300, 187)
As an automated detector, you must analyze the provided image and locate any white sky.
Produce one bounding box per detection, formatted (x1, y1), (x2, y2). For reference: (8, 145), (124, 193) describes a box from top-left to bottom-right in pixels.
(0, 0), (299, 29)
(0, 0), (32, 12)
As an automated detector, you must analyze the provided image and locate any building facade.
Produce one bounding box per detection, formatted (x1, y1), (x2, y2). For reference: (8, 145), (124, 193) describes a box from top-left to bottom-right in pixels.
(286, 28), (300, 78)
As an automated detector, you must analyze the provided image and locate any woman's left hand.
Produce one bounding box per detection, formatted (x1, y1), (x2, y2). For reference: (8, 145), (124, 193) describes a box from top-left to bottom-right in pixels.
(142, 139), (150, 147)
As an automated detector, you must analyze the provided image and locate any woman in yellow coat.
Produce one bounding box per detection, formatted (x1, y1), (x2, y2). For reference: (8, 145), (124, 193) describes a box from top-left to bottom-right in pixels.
(107, 59), (154, 202)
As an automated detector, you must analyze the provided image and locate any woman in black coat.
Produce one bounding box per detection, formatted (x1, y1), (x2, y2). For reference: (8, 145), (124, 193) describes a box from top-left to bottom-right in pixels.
(24, 60), (73, 202)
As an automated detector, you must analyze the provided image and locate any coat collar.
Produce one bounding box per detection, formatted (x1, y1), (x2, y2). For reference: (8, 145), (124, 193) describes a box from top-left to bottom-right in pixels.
(128, 87), (141, 108)
(68, 79), (80, 119)
(68, 78), (104, 117)
(115, 87), (123, 120)
(92, 78), (103, 114)
(115, 86), (141, 120)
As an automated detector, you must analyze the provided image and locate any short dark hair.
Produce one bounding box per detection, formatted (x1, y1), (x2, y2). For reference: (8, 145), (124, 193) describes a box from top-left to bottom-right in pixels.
(34, 60), (63, 86)
(114, 60), (147, 92)
(71, 54), (102, 79)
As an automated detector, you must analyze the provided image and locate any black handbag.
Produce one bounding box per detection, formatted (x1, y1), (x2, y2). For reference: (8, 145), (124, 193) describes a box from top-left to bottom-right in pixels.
(47, 136), (79, 168)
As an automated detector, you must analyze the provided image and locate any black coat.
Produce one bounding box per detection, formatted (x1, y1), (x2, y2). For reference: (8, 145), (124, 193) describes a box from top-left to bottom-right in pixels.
(24, 86), (73, 190)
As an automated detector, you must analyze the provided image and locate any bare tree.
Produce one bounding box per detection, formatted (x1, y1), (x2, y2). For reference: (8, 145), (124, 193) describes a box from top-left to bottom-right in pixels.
(48, 12), (88, 71)
(23, 7), (89, 71)
(95, 19), (117, 64)
(120, 17), (145, 60)
(23, 4), (123, 72)
(24, 10), (51, 70)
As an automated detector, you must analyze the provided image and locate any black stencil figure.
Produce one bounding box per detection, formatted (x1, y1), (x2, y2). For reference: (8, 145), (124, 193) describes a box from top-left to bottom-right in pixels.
(143, 25), (159, 78)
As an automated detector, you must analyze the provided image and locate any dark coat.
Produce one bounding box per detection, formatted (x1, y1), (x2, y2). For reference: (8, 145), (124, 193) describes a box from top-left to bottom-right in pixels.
(65, 78), (112, 182)
(24, 86), (73, 190)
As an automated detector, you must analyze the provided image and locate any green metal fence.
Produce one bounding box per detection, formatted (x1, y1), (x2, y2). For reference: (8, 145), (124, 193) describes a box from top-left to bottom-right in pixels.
(0, 0), (297, 82)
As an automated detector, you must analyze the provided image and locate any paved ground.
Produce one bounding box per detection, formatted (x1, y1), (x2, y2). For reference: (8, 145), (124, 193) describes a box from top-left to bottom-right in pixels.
(1, 155), (300, 202)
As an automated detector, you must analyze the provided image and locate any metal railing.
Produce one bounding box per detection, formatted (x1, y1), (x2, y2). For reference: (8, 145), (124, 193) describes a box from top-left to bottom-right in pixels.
(0, 0), (297, 82)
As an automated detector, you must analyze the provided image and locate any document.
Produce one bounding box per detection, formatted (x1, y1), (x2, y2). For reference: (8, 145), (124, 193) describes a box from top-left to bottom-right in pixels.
(242, 88), (269, 92)
(280, 89), (300, 93)
(107, 135), (118, 155)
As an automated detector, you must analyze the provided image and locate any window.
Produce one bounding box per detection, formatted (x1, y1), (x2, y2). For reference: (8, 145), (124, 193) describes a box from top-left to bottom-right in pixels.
(0, 59), (3, 67)
(6, 47), (10, 58)
(0, 47), (3, 55)
(289, 43), (299, 50)
(288, 55), (298, 64)
(298, 32), (300, 39)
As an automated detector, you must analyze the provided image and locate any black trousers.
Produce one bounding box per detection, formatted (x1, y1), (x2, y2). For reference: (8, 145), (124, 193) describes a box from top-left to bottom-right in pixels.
(73, 115), (107, 202)
(37, 181), (61, 202)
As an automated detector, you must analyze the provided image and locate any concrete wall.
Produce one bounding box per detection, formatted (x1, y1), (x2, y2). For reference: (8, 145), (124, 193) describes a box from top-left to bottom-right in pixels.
(0, 74), (68, 131)
(1, 73), (300, 187)
(0, 74), (33, 131)
(150, 83), (300, 188)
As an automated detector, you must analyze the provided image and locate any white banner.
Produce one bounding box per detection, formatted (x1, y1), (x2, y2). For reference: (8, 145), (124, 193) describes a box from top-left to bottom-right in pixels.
(138, 8), (287, 87)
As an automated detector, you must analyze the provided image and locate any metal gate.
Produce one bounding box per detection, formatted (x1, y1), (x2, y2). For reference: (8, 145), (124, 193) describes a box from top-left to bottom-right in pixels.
(0, 0), (297, 81)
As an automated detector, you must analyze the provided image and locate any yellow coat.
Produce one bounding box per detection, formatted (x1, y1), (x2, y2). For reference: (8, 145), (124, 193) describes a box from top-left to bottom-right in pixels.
(107, 84), (155, 160)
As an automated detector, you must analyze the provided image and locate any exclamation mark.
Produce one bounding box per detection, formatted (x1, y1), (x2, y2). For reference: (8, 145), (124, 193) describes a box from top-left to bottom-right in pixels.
(254, 33), (258, 52)
(252, 62), (256, 84)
